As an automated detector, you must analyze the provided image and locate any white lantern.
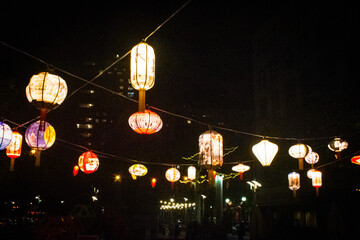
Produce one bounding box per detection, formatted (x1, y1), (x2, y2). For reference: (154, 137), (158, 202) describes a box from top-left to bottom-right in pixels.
(252, 140), (278, 166)
(289, 143), (309, 170)
(165, 168), (180, 182)
(187, 166), (196, 180)
(305, 151), (319, 166)
(199, 130), (223, 169)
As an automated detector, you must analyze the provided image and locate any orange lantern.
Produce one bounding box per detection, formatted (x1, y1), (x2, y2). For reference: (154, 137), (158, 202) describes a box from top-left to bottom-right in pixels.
(289, 143), (309, 170)
(151, 178), (157, 188)
(128, 110), (163, 134)
(73, 165), (79, 176)
(312, 170), (322, 196)
(128, 164), (148, 180)
(6, 131), (22, 172)
(78, 151), (99, 174)
(232, 163), (250, 180)
(351, 155), (360, 165)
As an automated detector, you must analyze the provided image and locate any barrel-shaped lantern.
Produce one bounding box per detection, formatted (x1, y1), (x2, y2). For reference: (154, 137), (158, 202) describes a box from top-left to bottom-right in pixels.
(199, 130), (223, 169)
(187, 166), (196, 181)
(6, 131), (22, 172)
(78, 151), (99, 174)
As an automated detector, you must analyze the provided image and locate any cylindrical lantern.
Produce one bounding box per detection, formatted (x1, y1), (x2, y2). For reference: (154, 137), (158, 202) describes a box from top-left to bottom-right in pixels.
(289, 143), (309, 170)
(73, 165), (79, 176)
(128, 110), (163, 134)
(151, 178), (157, 188)
(187, 166), (196, 181)
(252, 139), (278, 166)
(128, 164), (148, 180)
(199, 130), (223, 169)
(165, 167), (181, 183)
(6, 131), (22, 172)
(0, 122), (13, 150)
(232, 163), (250, 180)
(351, 155), (360, 165)
(312, 170), (322, 196)
(78, 151), (99, 174)
(288, 172), (300, 198)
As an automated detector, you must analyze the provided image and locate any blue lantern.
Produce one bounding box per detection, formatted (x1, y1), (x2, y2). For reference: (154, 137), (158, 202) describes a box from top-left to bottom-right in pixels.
(0, 122), (13, 150)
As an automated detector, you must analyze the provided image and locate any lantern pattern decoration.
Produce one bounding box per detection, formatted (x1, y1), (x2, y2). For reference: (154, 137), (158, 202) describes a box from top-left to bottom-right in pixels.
(288, 172), (300, 198)
(25, 121), (56, 166)
(73, 165), (79, 176)
(128, 110), (163, 134)
(151, 178), (157, 188)
(289, 143), (309, 170)
(165, 167), (181, 183)
(78, 151), (99, 174)
(199, 130), (223, 169)
(0, 122), (13, 150)
(232, 163), (250, 180)
(252, 139), (278, 166)
(6, 131), (22, 172)
(328, 137), (348, 159)
(305, 151), (319, 168)
(187, 166), (196, 181)
(351, 155), (360, 165)
(312, 170), (322, 196)
(128, 164), (148, 180)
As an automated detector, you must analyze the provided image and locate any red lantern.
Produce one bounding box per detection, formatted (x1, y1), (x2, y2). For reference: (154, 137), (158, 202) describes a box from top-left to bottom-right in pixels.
(151, 178), (157, 188)
(232, 163), (250, 180)
(128, 110), (163, 134)
(351, 155), (360, 165)
(312, 170), (322, 196)
(6, 131), (22, 172)
(78, 151), (99, 174)
(73, 166), (79, 176)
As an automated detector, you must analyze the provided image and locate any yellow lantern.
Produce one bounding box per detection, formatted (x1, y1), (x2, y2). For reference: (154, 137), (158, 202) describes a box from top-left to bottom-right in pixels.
(252, 139), (278, 166)
(128, 164), (148, 180)
(165, 167), (180, 183)
(289, 143), (309, 170)
(187, 166), (196, 181)
(288, 172), (300, 197)
(199, 130), (223, 169)
(232, 163), (250, 180)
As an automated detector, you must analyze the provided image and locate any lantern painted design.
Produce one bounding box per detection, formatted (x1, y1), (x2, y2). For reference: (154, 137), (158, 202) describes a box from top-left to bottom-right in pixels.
(165, 167), (180, 182)
(187, 166), (196, 181)
(25, 121), (56, 150)
(78, 151), (99, 174)
(6, 131), (22, 172)
(289, 143), (309, 170)
(128, 164), (148, 179)
(73, 165), (79, 176)
(351, 155), (360, 165)
(151, 178), (157, 188)
(288, 172), (300, 197)
(26, 72), (68, 111)
(199, 130), (223, 169)
(128, 110), (163, 134)
(252, 139), (278, 166)
(232, 163), (250, 180)
(0, 122), (13, 150)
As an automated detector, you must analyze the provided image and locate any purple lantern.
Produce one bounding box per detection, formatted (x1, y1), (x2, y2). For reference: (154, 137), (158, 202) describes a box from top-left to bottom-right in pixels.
(0, 122), (13, 150)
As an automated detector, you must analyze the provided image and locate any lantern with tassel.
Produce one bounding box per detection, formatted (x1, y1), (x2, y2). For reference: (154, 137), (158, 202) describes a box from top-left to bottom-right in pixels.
(6, 131), (22, 172)
(289, 143), (309, 170)
(312, 170), (322, 196)
(252, 139), (278, 166)
(232, 163), (250, 180)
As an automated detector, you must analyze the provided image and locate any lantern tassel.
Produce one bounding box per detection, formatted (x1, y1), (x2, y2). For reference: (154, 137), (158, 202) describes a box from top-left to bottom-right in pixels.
(298, 159), (304, 170)
(10, 158), (15, 172)
(239, 173), (243, 180)
(315, 188), (319, 197)
(39, 108), (47, 131)
(292, 190), (297, 198)
(35, 151), (41, 167)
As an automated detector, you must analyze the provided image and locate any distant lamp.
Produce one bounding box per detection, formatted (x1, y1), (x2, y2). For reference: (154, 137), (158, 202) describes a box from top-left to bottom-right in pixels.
(78, 151), (99, 174)
(252, 139), (278, 166)
(128, 110), (163, 134)
(232, 163), (250, 180)
(128, 164), (148, 180)
(288, 172), (300, 198)
(305, 151), (319, 168)
(312, 170), (322, 196)
(151, 178), (157, 188)
(199, 130), (223, 169)
(328, 138), (348, 159)
(6, 131), (22, 172)
(289, 143), (309, 170)
(187, 166), (196, 181)
(0, 122), (13, 150)
(351, 155), (360, 165)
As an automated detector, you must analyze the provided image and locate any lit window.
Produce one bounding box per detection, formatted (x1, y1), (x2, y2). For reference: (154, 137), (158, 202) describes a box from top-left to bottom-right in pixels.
(127, 92), (135, 98)
(76, 124), (93, 129)
(79, 103), (94, 108)
(80, 133), (93, 137)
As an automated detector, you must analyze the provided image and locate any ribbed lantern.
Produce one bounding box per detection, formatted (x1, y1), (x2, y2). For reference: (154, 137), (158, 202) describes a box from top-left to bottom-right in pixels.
(187, 166), (196, 181)
(312, 170), (322, 196)
(252, 139), (278, 166)
(289, 143), (309, 170)
(78, 151), (99, 174)
(128, 164), (148, 180)
(305, 151), (319, 167)
(165, 167), (181, 183)
(6, 131), (22, 172)
(199, 130), (223, 169)
(0, 122), (13, 150)
(328, 138), (348, 159)
(128, 110), (163, 134)
(351, 155), (360, 165)
(288, 172), (300, 197)
(232, 163), (250, 180)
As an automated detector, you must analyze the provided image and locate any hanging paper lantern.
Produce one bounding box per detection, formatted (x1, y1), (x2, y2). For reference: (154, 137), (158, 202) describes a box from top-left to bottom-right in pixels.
(305, 151), (319, 166)
(6, 131), (22, 172)
(199, 130), (223, 169)
(128, 110), (163, 134)
(151, 178), (157, 188)
(289, 143), (309, 170)
(351, 155), (360, 165)
(252, 139), (278, 166)
(232, 163), (250, 180)
(307, 169), (316, 179)
(73, 165), (79, 176)
(312, 170), (322, 196)
(187, 166), (196, 181)
(288, 172), (300, 198)
(78, 151), (99, 174)
(328, 138), (348, 152)
(165, 167), (180, 182)
(0, 122), (13, 150)
(128, 164), (148, 179)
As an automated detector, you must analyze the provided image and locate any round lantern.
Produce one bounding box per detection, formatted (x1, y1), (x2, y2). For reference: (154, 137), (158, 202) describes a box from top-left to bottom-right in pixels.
(351, 155), (360, 165)
(199, 130), (223, 169)
(328, 138), (348, 152)
(151, 178), (157, 188)
(305, 151), (319, 167)
(128, 164), (148, 179)
(6, 131), (22, 172)
(78, 151), (99, 174)
(232, 163), (250, 180)
(187, 166), (196, 181)
(25, 121), (56, 150)
(0, 122), (13, 150)
(73, 165), (79, 176)
(165, 167), (180, 183)
(307, 169), (316, 179)
(289, 143), (309, 170)
(252, 139), (278, 166)
(128, 110), (163, 134)
(288, 172), (300, 198)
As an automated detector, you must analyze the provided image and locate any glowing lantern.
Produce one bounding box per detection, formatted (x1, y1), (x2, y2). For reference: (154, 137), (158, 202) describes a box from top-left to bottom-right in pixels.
(0, 122), (13, 150)
(165, 167), (180, 182)
(128, 164), (148, 179)
(187, 166), (196, 181)
(305, 151), (319, 166)
(252, 139), (278, 166)
(232, 163), (250, 180)
(312, 170), (322, 196)
(128, 110), (163, 134)
(288, 172), (300, 198)
(328, 138), (348, 159)
(25, 121), (56, 166)
(6, 131), (22, 172)
(307, 169), (316, 179)
(151, 178), (157, 188)
(78, 151), (99, 174)
(73, 165), (79, 176)
(289, 143), (309, 170)
(199, 130), (223, 169)
(351, 155), (360, 165)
